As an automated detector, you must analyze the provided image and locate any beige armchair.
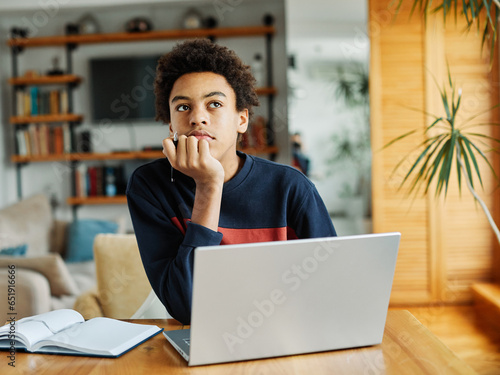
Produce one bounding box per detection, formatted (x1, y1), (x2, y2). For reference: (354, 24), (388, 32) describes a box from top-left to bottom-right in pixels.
(74, 233), (171, 320)
(0, 194), (80, 323)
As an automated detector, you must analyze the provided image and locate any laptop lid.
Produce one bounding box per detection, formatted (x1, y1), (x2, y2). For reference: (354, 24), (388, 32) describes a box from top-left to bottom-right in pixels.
(188, 232), (400, 366)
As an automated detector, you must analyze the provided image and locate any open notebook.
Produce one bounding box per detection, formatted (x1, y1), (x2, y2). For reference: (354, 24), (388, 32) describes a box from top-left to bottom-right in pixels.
(0, 309), (163, 358)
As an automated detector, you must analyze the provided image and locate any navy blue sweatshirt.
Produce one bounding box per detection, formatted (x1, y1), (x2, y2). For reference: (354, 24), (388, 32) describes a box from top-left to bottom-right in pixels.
(126, 152), (336, 324)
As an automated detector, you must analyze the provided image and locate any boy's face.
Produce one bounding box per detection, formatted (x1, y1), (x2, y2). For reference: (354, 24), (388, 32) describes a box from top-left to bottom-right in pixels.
(168, 72), (248, 164)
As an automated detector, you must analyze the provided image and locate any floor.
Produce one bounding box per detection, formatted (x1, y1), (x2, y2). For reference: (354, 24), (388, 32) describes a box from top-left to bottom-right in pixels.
(394, 305), (500, 375)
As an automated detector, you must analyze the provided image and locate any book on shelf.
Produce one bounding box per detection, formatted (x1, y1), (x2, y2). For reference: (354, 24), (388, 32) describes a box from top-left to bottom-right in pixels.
(62, 122), (71, 153)
(0, 309), (163, 358)
(28, 124), (40, 156)
(74, 165), (126, 198)
(60, 89), (69, 114)
(38, 123), (49, 156)
(15, 131), (27, 156)
(23, 92), (30, 116)
(53, 126), (64, 154)
(15, 87), (68, 117)
(75, 164), (88, 198)
(50, 90), (60, 114)
(88, 166), (98, 196)
(30, 86), (38, 115)
(16, 123), (71, 157)
(16, 91), (24, 116)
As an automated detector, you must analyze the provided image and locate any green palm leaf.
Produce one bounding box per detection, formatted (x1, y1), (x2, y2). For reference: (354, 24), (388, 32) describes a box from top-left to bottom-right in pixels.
(461, 136), (482, 188)
(386, 64), (500, 200)
(400, 134), (447, 188)
(391, 0), (498, 63)
(419, 138), (449, 194)
(463, 136), (497, 178)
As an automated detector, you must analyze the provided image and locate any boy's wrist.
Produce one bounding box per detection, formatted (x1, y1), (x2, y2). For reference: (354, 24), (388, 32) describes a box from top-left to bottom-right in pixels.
(191, 179), (223, 232)
(195, 178), (224, 194)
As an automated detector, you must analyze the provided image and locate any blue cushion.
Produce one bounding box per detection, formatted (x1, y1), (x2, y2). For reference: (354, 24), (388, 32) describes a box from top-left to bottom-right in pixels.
(66, 219), (119, 263)
(0, 244), (28, 257)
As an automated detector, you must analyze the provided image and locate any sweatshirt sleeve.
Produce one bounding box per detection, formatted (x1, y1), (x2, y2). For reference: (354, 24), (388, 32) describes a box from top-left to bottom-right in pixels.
(127, 175), (223, 324)
(289, 182), (337, 239)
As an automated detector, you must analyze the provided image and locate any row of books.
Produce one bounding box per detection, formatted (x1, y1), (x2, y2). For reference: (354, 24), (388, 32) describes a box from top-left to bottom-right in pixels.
(16, 123), (71, 156)
(239, 116), (268, 149)
(16, 87), (69, 117)
(75, 164), (127, 198)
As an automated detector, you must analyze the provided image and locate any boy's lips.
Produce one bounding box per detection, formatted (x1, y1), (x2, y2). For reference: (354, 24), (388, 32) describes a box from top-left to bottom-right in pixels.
(187, 130), (215, 141)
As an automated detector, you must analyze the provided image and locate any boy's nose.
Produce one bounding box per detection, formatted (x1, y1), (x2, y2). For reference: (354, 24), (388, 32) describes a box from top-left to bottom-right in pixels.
(190, 107), (208, 126)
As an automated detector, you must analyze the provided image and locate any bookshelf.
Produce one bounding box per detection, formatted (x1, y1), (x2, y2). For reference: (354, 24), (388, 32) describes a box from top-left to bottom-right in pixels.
(7, 26), (275, 47)
(11, 146), (279, 164)
(10, 114), (83, 124)
(8, 74), (82, 86)
(7, 22), (278, 214)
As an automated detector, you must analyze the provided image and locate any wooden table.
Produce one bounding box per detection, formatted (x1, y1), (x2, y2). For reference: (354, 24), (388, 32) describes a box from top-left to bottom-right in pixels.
(6, 310), (476, 374)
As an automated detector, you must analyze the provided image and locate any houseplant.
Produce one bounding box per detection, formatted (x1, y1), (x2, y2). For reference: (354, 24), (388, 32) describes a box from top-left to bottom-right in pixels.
(388, 0), (500, 239)
(384, 66), (500, 243)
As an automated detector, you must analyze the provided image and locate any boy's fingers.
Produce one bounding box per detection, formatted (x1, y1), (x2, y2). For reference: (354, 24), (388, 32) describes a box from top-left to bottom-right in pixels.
(162, 138), (176, 164)
(198, 139), (210, 157)
(186, 135), (199, 158)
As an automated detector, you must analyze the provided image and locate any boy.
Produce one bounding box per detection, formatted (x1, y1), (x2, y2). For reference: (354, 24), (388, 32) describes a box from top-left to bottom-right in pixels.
(127, 39), (336, 324)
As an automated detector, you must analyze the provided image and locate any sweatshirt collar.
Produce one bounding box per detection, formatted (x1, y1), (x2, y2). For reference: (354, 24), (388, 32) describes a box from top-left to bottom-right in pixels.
(222, 151), (253, 194)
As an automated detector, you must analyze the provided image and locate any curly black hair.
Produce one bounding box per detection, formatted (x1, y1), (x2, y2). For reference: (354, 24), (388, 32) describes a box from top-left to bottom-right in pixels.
(154, 38), (260, 124)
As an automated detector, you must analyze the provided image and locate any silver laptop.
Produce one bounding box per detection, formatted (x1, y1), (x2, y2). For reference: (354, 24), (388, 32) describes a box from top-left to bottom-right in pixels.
(164, 232), (400, 366)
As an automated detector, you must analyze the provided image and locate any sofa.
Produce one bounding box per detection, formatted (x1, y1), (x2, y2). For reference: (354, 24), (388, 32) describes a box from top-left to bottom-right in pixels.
(0, 194), (123, 323)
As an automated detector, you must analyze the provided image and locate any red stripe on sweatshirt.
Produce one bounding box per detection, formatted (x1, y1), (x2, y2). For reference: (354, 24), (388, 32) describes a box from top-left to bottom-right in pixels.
(220, 226), (298, 244)
(171, 217), (186, 235)
(170, 217), (299, 244)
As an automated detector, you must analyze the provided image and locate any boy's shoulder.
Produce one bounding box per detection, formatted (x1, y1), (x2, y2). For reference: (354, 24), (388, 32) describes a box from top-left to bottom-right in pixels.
(248, 154), (313, 185)
(127, 158), (172, 188)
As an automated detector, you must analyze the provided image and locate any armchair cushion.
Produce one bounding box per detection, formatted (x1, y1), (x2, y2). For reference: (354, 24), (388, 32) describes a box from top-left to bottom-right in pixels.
(93, 234), (151, 319)
(0, 194), (53, 257)
(0, 268), (51, 322)
(73, 287), (104, 320)
(0, 254), (79, 297)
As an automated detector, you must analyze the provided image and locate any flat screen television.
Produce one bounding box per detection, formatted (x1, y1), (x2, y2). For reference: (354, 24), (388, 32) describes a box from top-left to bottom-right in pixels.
(90, 55), (161, 122)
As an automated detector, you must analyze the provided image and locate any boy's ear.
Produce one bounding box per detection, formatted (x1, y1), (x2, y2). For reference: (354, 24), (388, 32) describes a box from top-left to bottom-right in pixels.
(237, 109), (249, 134)
(169, 123), (174, 134)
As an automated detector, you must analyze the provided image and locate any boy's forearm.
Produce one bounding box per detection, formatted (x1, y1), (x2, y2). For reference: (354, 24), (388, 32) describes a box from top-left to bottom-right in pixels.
(190, 181), (223, 232)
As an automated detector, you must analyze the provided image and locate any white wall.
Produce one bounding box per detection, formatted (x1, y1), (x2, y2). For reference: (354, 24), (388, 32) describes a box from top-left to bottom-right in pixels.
(0, 0), (288, 228)
(286, 3), (369, 217)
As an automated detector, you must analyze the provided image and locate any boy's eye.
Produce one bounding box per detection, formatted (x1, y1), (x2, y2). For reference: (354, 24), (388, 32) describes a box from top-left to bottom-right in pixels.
(176, 104), (189, 112)
(208, 101), (222, 109)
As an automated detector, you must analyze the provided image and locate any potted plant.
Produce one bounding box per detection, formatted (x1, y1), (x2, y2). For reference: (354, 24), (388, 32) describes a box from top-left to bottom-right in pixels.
(384, 67), (500, 243)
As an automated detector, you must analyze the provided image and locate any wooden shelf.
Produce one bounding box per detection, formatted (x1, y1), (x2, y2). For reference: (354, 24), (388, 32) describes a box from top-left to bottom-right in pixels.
(9, 74), (82, 86)
(10, 114), (83, 124)
(74, 150), (165, 161)
(11, 147), (278, 163)
(11, 150), (162, 163)
(67, 195), (127, 206)
(7, 26), (275, 48)
(12, 154), (71, 163)
(255, 87), (278, 96)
